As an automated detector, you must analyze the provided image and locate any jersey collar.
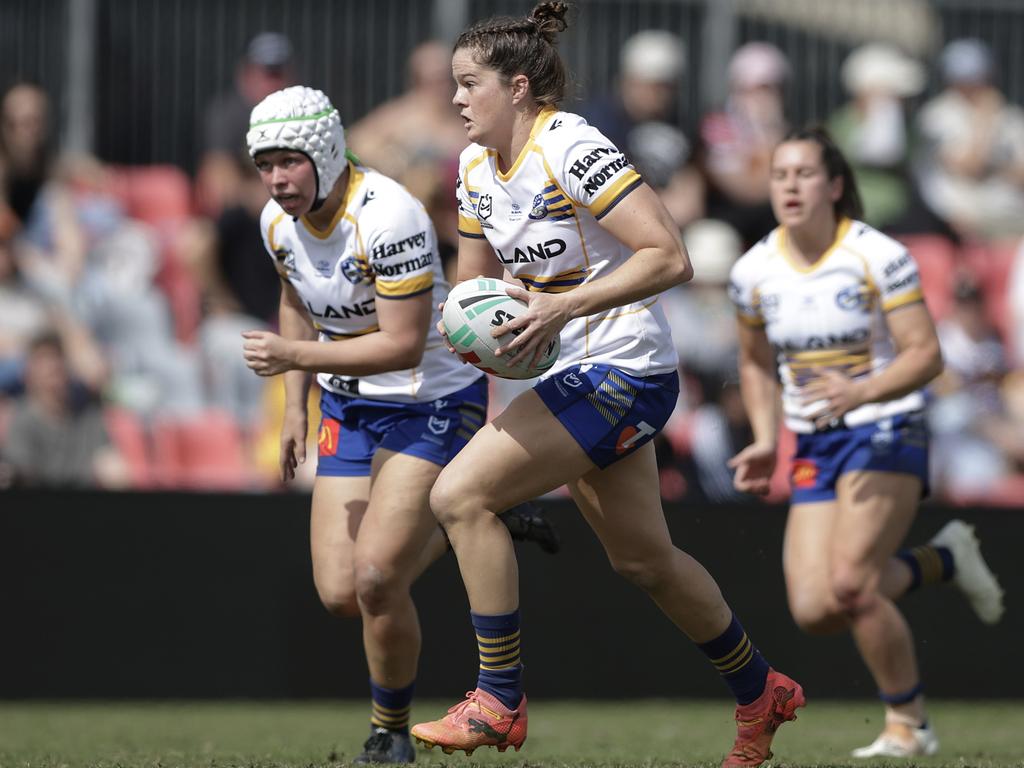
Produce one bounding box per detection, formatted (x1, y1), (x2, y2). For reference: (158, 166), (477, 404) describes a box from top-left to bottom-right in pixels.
(496, 105), (558, 182)
(301, 161), (364, 240)
(779, 216), (851, 274)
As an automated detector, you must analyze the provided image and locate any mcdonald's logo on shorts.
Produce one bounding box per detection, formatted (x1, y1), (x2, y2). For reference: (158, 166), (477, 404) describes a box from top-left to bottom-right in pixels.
(791, 458), (818, 488)
(318, 418), (341, 457)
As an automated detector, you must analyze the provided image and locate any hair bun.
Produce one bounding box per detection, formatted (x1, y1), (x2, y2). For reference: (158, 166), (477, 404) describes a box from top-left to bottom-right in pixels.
(529, 2), (569, 44)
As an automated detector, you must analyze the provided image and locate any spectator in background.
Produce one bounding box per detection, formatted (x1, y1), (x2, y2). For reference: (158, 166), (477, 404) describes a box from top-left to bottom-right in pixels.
(930, 278), (1024, 498)
(197, 32), (295, 216)
(829, 44), (936, 234)
(0, 331), (127, 488)
(0, 82), (52, 226)
(0, 227), (106, 395)
(182, 153), (278, 428)
(915, 38), (1024, 240)
(581, 30), (703, 227)
(347, 40), (470, 252)
(701, 42), (789, 245)
(661, 219), (746, 502)
(17, 154), (203, 418)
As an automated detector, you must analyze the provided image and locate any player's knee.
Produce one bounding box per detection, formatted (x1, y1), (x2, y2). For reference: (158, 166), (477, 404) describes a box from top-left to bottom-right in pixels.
(608, 550), (671, 592)
(354, 561), (402, 616)
(830, 563), (876, 615)
(317, 583), (360, 619)
(430, 471), (482, 530)
(790, 599), (846, 635)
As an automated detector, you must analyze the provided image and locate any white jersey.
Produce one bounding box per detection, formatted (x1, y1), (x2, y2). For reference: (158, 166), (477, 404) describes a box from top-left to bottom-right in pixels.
(456, 107), (678, 378)
(729, 218), (927, 433)
(260, 162), (481, 402)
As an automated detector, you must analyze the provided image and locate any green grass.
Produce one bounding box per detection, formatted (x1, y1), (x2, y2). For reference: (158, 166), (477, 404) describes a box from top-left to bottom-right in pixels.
(1, 700), (1022, 768)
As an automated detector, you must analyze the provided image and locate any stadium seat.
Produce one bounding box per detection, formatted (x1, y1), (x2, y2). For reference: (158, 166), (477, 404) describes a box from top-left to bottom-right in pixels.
(961, 240), (1020, 346)
(108, 165), (201, 343)
(103, 406), (154, 489)
(108, 165), (193, 225)
(152, 409), (253, 490)
(896, 235), (958, 322)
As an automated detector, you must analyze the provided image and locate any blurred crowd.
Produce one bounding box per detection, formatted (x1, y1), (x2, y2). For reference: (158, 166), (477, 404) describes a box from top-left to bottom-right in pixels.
(1, 31), (1022, 505)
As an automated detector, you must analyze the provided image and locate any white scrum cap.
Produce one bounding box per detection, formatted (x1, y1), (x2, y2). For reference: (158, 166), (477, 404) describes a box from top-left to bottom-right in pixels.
(247, 86), (346, 202)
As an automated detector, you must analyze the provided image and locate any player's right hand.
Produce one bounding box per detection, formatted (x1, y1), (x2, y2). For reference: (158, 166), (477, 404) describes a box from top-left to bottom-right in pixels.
(727, 442), (777, 496)
(280, 407), (308, 482)
(437, 301), (466, 362)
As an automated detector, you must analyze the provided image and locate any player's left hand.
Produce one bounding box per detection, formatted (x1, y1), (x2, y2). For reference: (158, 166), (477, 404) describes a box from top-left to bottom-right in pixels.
(492, 285), (570, 369)
(242, 330), (296, 376)
(802, 368), (868, 429)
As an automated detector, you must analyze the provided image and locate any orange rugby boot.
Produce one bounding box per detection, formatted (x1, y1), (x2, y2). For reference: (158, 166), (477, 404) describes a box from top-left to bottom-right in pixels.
(411, 688), (527, 756)
(721, 668), (805, 768)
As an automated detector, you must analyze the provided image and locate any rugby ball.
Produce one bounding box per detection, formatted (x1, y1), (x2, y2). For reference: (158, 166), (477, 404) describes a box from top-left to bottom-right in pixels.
(442, 278), (560, 379)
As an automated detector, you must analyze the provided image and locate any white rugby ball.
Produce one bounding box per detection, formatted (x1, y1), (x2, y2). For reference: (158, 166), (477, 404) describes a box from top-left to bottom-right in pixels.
(442, 278), (560, 380)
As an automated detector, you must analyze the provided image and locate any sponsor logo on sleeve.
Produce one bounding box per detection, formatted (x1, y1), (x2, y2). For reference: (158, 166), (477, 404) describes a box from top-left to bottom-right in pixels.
(371, 231), (428, 261)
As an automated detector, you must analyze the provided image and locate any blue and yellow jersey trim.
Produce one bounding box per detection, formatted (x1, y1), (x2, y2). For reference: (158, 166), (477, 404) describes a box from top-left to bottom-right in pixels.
(376, 272), (433, 299)
(590, 170), (642, 220)
(539, 178), (576, 221)
(882, 287), (925, 312)
(458, 150), (494, 239)
(786, 346), (873, 386)
(321, 325), (380, 339)
(267, 211), (290, 278)
(517, 265), (589, 293)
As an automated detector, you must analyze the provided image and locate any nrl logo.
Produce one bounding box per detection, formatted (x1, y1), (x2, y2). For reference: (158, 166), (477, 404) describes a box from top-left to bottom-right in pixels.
(477, 194), (493, 220)
(427, 415), (450, 435)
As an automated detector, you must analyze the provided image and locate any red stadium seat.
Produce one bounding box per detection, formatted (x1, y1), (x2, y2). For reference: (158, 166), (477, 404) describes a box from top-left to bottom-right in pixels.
(103, 406), (154, 489)
(965, 240), (1019, 345)
(152, 410), (253, 490)
(108, 165), (201, 343)
(108, 165), (193, 225)
(896, 235), (958, 322)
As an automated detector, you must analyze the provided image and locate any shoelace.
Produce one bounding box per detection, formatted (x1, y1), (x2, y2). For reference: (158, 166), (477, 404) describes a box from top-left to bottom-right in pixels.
(447, 691), (480, 717)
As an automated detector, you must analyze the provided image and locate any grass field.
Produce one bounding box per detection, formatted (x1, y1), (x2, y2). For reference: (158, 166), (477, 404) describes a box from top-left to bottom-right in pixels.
(1, 700), (1022, 768)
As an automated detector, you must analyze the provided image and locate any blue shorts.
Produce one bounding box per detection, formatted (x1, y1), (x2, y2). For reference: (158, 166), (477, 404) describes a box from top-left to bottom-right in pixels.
(316, 377), (488, 477)
(790, 412), (929, 504)
(534, 364), (679, 469)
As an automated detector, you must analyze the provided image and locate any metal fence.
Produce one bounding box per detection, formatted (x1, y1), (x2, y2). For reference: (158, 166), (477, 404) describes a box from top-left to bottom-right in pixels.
(4, 0), (1024, 173)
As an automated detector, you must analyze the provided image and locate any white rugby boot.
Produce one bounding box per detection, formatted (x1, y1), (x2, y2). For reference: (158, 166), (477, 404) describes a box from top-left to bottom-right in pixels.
(931, 519), (1005, 624)
(852, 712), (939, 758)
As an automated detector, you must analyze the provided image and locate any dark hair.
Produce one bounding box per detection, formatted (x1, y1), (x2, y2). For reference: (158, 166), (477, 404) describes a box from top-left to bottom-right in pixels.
(27, 329), (63, 357)
(454, 2), (571, 107)
(777, 126), (864, 220)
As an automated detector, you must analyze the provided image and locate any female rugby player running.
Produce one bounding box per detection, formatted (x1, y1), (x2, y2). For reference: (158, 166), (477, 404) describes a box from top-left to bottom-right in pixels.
(411, 5), (804, 767)
(728, 126), (1004, 758)
(242, 86), (556, 764)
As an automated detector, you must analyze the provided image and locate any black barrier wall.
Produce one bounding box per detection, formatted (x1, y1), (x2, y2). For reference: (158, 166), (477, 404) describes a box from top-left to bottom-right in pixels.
(0, 491), (1019, 699)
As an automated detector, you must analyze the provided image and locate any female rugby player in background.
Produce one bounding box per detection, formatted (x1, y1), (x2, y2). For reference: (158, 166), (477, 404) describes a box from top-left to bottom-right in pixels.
(728, 126), (1004, 758)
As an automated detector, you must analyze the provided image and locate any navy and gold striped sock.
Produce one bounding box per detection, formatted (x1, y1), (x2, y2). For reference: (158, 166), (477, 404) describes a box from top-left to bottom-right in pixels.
(698, 614), (770, 706)
(896, 545), (954, 592)
(473, 609), (522, 710)
(369, 679), (414, 733)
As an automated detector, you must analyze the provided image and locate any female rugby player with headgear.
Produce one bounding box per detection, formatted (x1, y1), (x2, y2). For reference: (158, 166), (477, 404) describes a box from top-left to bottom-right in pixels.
(242, 85), (557, 764)
(411, 5), (804, 766)
(728, 126), (1004, 758)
